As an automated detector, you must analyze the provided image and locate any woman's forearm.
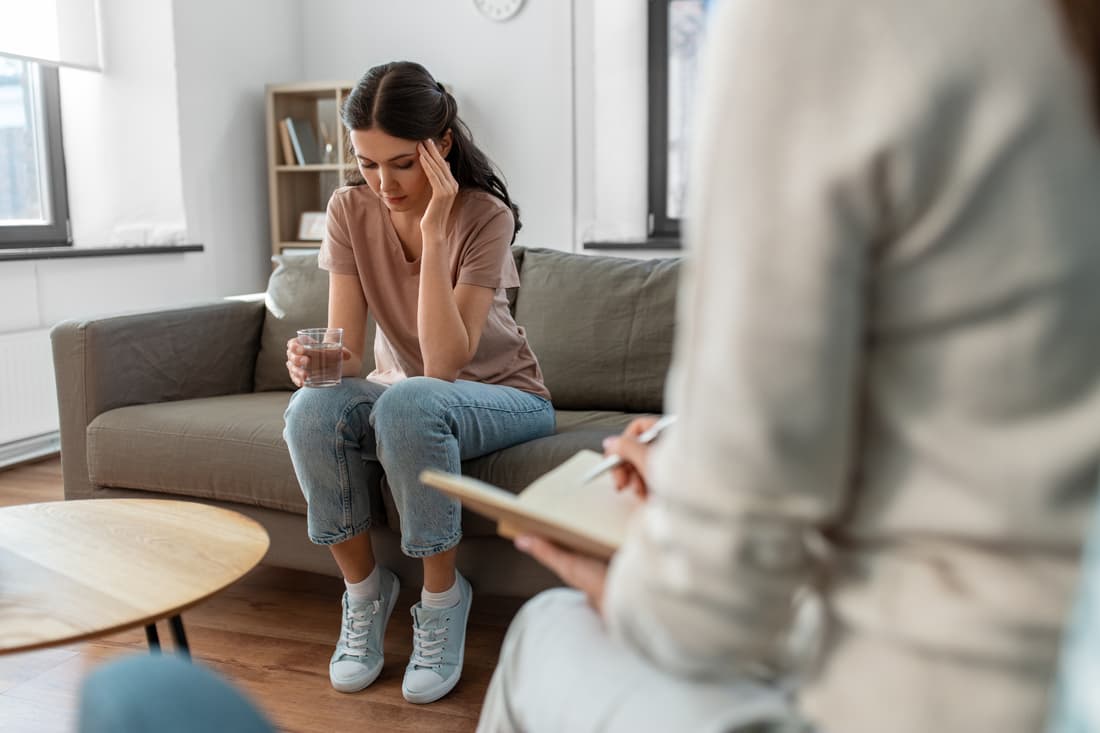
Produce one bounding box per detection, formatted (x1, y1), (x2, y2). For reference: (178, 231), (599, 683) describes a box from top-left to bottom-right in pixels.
(417, 240), (470, 379)
(326, 271), (370, 381)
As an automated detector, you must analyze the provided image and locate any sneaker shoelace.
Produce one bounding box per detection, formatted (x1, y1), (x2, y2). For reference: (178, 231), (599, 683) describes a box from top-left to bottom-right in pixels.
(410, 618), (449, 669)
(339, 599), (382, 658)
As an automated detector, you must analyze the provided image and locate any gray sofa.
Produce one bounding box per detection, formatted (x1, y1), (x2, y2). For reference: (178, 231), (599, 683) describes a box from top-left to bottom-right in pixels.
(50, 247), (680, 596)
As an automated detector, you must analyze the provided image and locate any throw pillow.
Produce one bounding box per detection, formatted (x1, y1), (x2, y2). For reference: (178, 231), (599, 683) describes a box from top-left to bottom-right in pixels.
(512, 248), (679, 412)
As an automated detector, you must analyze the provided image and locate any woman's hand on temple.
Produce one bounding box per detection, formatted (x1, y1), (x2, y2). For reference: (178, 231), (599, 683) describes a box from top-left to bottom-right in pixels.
(418, 138), (459, 243)
(605, 416), (659, 499)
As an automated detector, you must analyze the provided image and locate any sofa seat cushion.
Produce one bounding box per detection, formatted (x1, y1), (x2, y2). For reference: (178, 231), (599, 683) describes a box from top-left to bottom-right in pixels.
(553, 410), (644, 434)
(89, 393), (651, 539)
(87, 392), (306, 514)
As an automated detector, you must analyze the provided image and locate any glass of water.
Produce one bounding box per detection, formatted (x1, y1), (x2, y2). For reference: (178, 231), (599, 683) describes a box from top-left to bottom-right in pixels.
(296, 328), (344, 388)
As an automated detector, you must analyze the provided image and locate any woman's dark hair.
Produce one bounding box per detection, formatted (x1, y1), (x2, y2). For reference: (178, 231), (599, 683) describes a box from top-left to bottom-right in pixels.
(341, 61), (522, 237)
(1054, 0), (1100, 129)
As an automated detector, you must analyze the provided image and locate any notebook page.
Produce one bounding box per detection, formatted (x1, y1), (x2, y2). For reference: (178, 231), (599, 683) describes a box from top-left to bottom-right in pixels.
(515, 450), (643, 550)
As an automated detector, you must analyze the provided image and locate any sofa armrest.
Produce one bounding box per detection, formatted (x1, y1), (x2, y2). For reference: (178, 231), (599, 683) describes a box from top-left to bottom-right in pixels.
(51, 298), (266, 500)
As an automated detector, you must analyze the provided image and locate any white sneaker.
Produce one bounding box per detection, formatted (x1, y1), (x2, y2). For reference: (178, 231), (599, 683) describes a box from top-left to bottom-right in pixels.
(402, 573), (473, 704)
(329, 567), (400, 693)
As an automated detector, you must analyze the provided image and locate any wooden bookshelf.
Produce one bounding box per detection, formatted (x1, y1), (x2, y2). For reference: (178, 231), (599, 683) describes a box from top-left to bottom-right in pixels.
(265, 81), (354, 258)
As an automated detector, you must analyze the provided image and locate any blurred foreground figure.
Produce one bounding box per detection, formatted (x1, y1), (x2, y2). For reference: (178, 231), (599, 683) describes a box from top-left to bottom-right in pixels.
(480, 2), (1100, 732)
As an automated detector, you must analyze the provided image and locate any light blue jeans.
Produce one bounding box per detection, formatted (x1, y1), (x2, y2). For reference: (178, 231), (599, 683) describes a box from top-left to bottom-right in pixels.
(283, 376), (555, 557)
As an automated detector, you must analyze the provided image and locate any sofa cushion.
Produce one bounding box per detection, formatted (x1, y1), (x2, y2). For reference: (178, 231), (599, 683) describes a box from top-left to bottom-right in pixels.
(88, 392), (647, 539)
(512, 248), (679, 412)
(253, 253), (379, 392)
(553, 409), (645, 433)
(88, 392), (308, 512)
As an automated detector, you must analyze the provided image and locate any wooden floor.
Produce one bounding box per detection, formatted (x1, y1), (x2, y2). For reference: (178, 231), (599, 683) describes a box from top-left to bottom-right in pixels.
(0, 457), (524, 733)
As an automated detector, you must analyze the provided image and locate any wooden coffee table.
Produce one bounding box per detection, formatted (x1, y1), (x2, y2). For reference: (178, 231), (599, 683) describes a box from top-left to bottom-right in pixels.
(0, 499), (269, 657)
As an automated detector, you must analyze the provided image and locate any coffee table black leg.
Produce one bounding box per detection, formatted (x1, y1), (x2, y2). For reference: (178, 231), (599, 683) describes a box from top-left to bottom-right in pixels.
(144, 618), (189, 659)
(169, 615), (191, 660)
(145, 623), (161, 652)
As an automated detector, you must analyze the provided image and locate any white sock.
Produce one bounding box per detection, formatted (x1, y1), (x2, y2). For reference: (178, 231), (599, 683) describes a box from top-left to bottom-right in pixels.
(345, 566), (381, 601)
(421, 577), (461, 609)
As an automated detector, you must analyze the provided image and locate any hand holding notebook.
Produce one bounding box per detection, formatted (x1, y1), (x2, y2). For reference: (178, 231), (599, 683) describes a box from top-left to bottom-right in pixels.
(420, 450), (644, 560)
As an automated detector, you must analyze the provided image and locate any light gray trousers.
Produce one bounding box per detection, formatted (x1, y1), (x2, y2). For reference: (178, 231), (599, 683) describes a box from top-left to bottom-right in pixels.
(476, 588), (801, 733)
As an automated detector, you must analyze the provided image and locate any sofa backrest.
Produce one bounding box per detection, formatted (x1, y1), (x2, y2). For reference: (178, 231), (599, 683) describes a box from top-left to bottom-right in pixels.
(512, 248), (679, 413)
(253, 247), (680, 413)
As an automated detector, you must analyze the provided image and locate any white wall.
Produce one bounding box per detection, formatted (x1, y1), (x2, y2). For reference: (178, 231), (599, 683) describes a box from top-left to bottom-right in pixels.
(59, 0), (187, 248)
(172, 0), (303, 296)
(0, 0), (656, 343)
(300, 0), (575, 252)
(582, 0), (649, 243)
(0, 0), (302, 458)
(0, 0), (210, 343)
(0, 0), (303, 347)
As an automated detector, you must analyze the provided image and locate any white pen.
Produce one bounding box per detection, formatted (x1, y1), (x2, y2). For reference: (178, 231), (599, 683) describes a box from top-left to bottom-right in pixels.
(581, 415), (678, 484)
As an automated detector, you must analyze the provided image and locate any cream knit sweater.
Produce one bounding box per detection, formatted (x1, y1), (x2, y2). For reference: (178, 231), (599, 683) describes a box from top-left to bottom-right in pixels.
(604, 2), (1100, 732)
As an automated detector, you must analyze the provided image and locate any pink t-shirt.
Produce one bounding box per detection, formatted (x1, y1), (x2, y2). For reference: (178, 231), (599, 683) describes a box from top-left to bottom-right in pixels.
(318, 184), (550, 400)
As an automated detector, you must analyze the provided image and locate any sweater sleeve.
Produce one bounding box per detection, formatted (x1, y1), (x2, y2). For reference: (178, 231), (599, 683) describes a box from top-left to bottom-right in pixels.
(603, 0), (896, 680)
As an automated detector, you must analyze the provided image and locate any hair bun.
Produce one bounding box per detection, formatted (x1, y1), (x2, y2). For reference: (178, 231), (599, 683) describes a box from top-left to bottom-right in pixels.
(439, 86), (456, 123)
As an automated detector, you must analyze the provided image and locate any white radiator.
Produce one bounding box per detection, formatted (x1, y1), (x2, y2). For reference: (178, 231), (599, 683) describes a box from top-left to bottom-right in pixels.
(0, 329), (60, 464)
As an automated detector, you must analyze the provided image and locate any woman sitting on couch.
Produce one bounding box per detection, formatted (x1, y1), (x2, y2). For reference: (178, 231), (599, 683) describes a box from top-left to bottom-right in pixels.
(282, 60), (554, 705)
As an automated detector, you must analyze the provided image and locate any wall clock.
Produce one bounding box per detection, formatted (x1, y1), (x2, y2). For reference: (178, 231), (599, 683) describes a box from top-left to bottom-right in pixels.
(473, 0), (525, 22)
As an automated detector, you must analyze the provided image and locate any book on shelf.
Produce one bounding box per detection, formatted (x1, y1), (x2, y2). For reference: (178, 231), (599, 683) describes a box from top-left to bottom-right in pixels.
(277, 119), (296, 166)
(284, 117), (321, 165)
(419, 450), (642, 560)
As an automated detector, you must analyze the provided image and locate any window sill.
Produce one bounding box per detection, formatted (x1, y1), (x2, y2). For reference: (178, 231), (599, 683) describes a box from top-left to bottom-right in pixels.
(0, 243), (204, 262)
(583, 237), (681, 252)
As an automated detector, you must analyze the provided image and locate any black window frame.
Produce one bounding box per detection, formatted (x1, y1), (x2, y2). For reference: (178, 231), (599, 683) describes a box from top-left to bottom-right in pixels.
(0, 60), (70, 249)
(647, 0), (679, 240)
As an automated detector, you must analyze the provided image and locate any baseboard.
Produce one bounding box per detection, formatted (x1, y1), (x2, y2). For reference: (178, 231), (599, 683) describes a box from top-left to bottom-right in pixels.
(0, 432), (61, 470)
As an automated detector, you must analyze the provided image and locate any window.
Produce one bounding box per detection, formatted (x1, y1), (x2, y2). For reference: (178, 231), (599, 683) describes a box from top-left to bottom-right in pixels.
(648, 0), (706, 239)
(0, 57), (69, 248)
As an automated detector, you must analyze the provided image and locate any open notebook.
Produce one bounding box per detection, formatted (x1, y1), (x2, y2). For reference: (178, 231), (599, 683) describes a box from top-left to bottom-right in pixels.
(419, 450), (643, 560)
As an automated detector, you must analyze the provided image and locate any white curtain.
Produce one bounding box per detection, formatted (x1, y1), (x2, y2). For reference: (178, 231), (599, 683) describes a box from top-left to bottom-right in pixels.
(589, 0), (648, 241)
(0, 0), (101, 71)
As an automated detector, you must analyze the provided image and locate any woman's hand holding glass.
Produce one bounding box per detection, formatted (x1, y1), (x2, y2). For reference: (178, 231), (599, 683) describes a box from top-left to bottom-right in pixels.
(285, 336), (352, 389)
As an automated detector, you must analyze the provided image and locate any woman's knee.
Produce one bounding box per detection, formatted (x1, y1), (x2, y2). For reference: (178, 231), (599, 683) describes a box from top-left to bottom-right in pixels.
(371, 377), (451, 437)
(283, 384), (365, 448)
